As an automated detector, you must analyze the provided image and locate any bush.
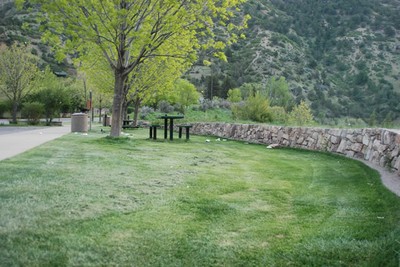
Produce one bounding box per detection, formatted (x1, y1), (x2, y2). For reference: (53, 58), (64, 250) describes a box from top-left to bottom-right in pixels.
(287, 101), (314, 126)
(21, 102), (44, 125)
(158, 100), (174, 113)
(199, 98), (214, 111)
(232, 93), (272, 122)
(218, 99), (231, 109)
(0, 100), (10, 118)
(270, 106), (287, 123)
(199, 97), (227, 111)
(140, 106), (154, 119)
(227, 88), (242, 103)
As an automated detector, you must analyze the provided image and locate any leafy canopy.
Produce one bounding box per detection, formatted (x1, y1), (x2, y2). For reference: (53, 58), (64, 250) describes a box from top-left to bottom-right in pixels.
(16, 0), (249, 72)
(0, 43), (41, 122)
(16, 0), (249, 136)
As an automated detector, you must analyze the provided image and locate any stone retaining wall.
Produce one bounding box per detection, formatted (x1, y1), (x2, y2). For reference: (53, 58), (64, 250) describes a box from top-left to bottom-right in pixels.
(191, 123), (400, 176)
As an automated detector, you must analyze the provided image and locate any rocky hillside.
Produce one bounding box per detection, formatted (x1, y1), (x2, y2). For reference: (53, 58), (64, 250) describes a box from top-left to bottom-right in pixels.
(0, 1), (71, 72)
(191, 0), (400, 124)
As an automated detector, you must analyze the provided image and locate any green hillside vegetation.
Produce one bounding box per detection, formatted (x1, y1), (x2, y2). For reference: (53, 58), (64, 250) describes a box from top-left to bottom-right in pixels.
(188, 0), (400, 125)
(0, 2), (71, 72)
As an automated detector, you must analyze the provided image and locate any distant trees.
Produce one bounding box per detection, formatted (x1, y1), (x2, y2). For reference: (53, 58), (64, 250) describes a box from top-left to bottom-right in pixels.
(229, 77), (315, 125)
(29, 68), (74, 123)
(0, 43), (41, 123)
(265, 76), (293, 110)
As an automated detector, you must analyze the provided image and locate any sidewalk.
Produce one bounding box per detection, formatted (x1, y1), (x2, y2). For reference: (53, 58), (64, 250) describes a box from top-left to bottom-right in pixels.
(0, 125), (70, 161)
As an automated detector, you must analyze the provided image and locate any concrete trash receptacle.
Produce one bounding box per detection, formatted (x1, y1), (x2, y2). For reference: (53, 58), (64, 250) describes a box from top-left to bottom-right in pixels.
(103, 114), (111, 126)
(71, 113), (88, 133)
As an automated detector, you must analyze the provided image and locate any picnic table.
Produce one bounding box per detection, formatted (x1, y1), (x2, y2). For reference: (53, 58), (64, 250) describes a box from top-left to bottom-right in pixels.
(159, 114), (184, 140)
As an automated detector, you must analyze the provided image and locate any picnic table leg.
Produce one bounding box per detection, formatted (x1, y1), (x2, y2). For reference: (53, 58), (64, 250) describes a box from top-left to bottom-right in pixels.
(169, 119), (174, 140)
(179, 127), (183, 138)
(164, 118), (168, 139)
(149, 127), (153, 139)
(186, 127), (190, 140)
(153, 127), (157, 140)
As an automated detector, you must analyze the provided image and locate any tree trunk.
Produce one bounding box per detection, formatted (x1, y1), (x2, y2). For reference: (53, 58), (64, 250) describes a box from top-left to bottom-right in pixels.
(110, 71), (127, 137)
(11, 102), (18, 124)
(122, 98), (129, 121)
(133, 97), (141, 127)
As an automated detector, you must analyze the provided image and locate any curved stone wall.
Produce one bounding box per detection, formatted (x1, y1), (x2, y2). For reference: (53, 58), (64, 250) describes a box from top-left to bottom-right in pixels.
(191, 123), (400, 176)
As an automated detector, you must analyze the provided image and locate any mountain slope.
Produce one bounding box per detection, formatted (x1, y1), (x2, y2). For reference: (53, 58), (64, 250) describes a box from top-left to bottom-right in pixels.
(192, 0), (400, 123)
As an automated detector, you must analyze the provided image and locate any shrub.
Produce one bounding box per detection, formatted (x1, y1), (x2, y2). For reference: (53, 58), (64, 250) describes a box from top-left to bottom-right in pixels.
(232, 93), (272, 122)
(199, 98), (214, 111)
(227, 88), (242, 103)
(270, 106), (287, 123)
(21, 102), (44, 125)
(287, 101), (314, 126)
(140, 106), (154, 119)
(0, 100), (10, 118)
(158, 100), (174, 114)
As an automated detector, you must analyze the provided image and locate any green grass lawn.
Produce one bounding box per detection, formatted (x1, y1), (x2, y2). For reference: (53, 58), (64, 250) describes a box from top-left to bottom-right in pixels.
(0, 127), (399, 266)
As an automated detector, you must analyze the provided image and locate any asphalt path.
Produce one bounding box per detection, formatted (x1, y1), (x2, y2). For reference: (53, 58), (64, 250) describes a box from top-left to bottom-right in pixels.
(0, 125), (70, 161)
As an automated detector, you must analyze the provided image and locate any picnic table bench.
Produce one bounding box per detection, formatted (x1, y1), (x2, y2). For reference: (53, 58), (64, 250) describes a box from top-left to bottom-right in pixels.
(178, 125), (192, 140)
(149, 124), (160, 140)
(122, 119), (139, 129)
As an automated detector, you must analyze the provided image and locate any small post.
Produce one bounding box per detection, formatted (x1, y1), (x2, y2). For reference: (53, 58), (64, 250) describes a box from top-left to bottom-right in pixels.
(89, 90), (92, 131)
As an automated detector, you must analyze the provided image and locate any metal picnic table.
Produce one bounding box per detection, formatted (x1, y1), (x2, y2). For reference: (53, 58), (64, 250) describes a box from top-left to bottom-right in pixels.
(159, 114), (184, 140)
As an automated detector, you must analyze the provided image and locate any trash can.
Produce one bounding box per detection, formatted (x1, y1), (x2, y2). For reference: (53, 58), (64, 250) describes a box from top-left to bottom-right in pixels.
(103, 114), (111, 126)
(71, 113), (88, 133)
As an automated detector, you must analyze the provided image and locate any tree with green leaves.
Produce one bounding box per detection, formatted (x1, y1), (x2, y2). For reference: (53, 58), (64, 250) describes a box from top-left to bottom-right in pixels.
(0, 43), (40, 123)
(31, 68), (72, 124)
(171, 79), (199, 113)
(238, 83), (263, 99)
(265, 76), (293, 110)
(17, 0), (249, 136)
(287, 100), (314, 126)
(227, 88), (242, 103)
(80, 49), (188, 126)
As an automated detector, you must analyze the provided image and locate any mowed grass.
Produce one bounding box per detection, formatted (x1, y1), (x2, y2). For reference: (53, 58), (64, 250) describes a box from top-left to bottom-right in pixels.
(0, 127), (399, 266)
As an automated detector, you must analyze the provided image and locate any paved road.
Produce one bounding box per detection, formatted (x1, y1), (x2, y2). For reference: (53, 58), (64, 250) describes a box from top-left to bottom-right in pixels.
(0, 125), (70, 161)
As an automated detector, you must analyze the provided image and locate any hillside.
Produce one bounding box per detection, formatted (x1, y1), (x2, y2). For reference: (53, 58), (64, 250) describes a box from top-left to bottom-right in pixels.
(1, 0), (399, 124)
(0, 1), (71, 73)
(190, 0), (400, 124)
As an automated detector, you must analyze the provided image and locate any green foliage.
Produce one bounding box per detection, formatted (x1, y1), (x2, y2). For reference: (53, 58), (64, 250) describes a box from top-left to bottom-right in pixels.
(30, 68), (72, 123)
(17, 0), (249, 136)
(354, 71), (369, 86)
(0, 100), (10, 118)
(368, 110), (377, 127)
(265, 76), (293, 110)
(270, 106), (287, 123)
(287, 100), (314, 126)
(227, 88), (242, 103)
(232, 92), (272, 122)
(0, 43), (41, 123)
(238, 83), (263, 99)
(171, 79), (199, 113)
(21, 102), (44, 125)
